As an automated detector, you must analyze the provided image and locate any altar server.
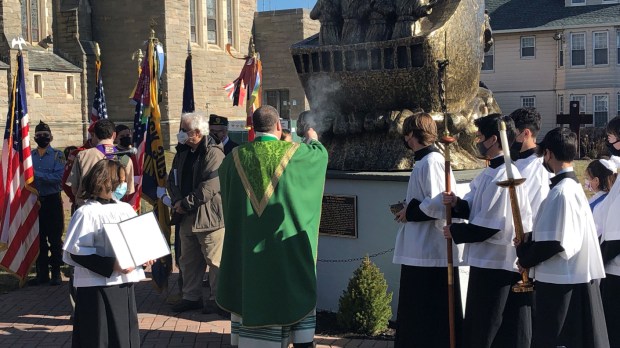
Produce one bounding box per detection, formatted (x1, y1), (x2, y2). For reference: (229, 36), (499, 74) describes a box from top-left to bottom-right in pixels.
(392, 112), (464, 348)
(443, 113), (533, 348)
(516, 127), (608, 348)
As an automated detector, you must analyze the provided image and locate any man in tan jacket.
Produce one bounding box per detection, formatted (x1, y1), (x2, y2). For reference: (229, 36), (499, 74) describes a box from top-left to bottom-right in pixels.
(67, 119), (135, 207)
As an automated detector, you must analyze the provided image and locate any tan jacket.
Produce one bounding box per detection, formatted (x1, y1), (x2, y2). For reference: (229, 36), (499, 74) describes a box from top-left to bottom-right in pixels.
(67, 145), (135, 206)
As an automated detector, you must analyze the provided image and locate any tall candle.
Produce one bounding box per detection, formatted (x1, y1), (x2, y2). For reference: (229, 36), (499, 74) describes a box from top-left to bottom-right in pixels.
(499, 120), (515, 180)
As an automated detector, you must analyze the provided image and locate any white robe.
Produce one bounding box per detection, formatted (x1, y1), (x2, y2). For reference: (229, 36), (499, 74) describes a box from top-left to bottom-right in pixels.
(393, 151), (464, 267)
(532, 173), (606, 284)
(63, 200), (146, 287)
(515, 152), (551, 216)
(595, 154), (620, 276)
(461, 160), (533, 272)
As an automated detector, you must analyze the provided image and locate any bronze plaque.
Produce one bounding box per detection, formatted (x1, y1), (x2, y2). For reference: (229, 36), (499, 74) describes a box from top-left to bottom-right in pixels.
(319, 194), (357, 238)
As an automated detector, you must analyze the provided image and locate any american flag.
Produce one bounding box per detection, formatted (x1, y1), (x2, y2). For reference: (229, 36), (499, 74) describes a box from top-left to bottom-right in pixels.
(0, 53), (40, 284)
(90, 61), (108, 126)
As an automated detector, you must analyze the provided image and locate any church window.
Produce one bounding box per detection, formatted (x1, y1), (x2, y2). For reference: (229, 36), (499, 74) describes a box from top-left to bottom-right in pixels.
(21, 0), (42, 43)
(207, 0), (218, 44)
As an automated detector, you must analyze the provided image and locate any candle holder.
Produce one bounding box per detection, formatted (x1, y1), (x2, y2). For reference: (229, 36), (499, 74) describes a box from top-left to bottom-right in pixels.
(496, 177), (534, 293)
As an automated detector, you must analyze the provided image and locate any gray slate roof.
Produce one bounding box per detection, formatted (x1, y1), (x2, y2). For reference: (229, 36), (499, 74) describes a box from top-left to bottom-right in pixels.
(486, 0), (620, 31)
(0, 61), (8, 70)
(28, 47), (81, 73)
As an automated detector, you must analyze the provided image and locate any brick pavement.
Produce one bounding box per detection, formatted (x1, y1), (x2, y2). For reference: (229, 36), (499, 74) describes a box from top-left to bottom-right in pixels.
(0, 273), (393, 348)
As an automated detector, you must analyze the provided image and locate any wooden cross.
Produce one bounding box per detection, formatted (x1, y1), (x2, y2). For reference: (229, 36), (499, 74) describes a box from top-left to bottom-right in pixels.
(556, 101), (592, 156)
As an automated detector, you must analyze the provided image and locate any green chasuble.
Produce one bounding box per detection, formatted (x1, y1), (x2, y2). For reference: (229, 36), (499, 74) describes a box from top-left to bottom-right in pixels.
(216, 136), (328, 327)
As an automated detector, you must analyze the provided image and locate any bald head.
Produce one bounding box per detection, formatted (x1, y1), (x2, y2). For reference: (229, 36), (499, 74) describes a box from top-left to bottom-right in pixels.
(252, 106), (280, 133)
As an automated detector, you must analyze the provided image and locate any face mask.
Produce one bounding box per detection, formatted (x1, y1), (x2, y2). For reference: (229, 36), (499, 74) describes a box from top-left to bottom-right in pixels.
(584, 179), (593, 192)
(542, 151), (554, 174)
(607, 140), (620, 157)
(35, 137), (51, 148)
(113, 182), (128, 200)
(476, 140), (490, 159)
(177, 131), (189, 145)
(403, 138), (412, 150)
(119, 136), (132, 148)
(510, 141), (523, 160)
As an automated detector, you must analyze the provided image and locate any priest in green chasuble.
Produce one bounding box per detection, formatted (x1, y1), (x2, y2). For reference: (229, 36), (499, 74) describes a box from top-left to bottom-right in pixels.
(216, 105), (328, 348)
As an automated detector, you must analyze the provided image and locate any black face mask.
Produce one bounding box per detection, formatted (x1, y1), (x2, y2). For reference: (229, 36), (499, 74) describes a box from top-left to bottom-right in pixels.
(607, 141), (620, 157)
(35, 137), (51, 148)
(403, 138), (412, 150)
(476, 141), (490, 159)
(542, 151), (554, 173)
(510, 141), (523, 160)
(119, 136), (132, 148)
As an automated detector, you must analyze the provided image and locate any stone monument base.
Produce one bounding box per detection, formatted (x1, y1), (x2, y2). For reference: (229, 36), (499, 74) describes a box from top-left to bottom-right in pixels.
(317, 169), (480, 317)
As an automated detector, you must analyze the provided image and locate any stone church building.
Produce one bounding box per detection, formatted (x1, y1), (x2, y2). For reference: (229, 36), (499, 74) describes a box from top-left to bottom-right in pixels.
(0, 0), (256, 148)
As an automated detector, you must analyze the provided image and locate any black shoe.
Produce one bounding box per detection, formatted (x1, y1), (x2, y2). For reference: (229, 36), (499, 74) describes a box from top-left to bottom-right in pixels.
(171, 299), (202, 312)
(49, 274), (62, 286)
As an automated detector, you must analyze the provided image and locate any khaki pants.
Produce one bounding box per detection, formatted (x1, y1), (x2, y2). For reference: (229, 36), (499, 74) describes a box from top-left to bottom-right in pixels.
(178, 214), (224, 302)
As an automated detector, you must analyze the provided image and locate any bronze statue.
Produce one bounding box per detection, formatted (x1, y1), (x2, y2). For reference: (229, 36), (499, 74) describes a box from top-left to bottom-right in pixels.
(391, 0), (437, 39)
(310, 0), (343, 45)
(340, 0), (371, 44)
(365, 0), (396, 42)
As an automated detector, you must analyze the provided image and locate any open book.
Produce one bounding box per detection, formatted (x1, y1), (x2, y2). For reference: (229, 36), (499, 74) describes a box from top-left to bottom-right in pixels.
(103, 212), (171, 270)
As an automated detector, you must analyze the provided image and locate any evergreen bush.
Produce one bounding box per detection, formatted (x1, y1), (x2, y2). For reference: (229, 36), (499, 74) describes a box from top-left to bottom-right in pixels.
(337, 256), (393, 336)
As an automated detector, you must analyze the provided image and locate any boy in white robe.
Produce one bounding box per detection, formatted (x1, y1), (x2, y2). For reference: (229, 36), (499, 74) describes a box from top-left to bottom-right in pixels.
(392, 112), (464, 348)
(516, 127), (609, 348)
(594, 116), (620, 347)
(443, 114), (533, 348)
(508, 107), (551, 215)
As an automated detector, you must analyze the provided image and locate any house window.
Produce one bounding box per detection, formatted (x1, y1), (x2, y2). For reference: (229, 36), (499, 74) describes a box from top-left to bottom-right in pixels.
(66, 76), (74, 98)
(21, 0), (41, 43)
(227, 0), (235, 46)
(571, 95), (586, 113)
(593, 32), (608, 65)
(617, 30), (620, 64)
(34, 74), (42, 97)
(190, 0), (198, 43)
(571, 33), (585, 67)
(558, 41), (564, 67)
(617, 93), (620, 116)
(558, 95), (564, 114)
(571, 0), (585, 5)
(594, 95), (609, 127)
(482, 45), (494, 71)
(521, 36), (535, 58)
(264, 89), (291, 119)
(521, 96), (536, 108)
(206, 0), (217, 44)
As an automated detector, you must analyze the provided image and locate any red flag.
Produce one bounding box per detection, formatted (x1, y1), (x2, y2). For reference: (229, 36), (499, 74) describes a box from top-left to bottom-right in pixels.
(0, 52), (40, 284)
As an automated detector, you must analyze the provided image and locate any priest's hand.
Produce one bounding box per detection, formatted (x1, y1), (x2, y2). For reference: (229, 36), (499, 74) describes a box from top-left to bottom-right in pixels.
(443, 225), (453, 239)
(305, 128), (318, 142)
(442, 191), (457, 207)
(142, 259), (156, 268)
(113, 260), (135, 274)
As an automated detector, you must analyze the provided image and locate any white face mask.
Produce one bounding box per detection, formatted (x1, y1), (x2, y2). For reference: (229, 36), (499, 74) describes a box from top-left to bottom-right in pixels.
(584, 179), (593, 192)
(177, 131), (189, 145)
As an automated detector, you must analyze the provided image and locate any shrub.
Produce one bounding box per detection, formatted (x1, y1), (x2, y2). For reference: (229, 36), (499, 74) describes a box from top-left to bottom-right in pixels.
(337, 256), (393, 336)
(580, 127), (608, 159)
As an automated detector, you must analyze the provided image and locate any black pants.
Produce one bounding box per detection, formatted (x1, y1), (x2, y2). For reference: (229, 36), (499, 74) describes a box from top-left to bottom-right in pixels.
(601, 274), (620, 348)
(36, 193), (64, 279)
(464, 267), (533, 348)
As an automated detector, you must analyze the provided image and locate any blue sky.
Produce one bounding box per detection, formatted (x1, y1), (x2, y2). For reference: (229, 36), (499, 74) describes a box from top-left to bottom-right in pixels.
(257, 0), (318, 11)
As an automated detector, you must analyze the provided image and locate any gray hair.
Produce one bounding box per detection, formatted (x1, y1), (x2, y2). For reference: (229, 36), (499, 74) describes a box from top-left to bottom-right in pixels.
(181, 112), (209, 136)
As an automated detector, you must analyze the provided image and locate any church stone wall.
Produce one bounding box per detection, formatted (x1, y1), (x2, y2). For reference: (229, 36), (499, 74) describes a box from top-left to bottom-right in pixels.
(254, 9), (319, 121)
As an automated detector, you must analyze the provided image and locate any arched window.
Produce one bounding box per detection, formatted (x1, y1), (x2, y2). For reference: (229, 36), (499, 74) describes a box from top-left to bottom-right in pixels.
(206, 0), (218, 44)
(21, 0), (42, 43)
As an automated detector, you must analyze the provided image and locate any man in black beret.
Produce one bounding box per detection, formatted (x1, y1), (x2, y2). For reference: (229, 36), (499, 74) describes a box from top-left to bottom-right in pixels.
(209, 115), (238, 155)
